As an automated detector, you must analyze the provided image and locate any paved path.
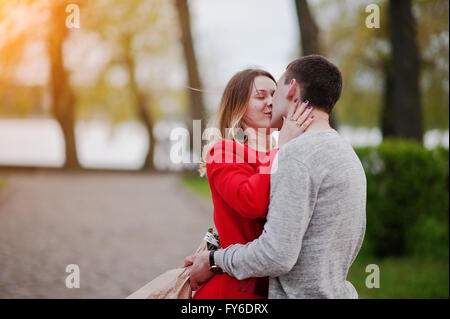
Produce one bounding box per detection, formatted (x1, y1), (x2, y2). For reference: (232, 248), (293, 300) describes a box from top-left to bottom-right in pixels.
(0, 172), (213, 298)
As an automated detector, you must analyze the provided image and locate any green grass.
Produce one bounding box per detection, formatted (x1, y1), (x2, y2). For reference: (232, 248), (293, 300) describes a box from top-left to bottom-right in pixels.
(348, 256), (449, 298)
(181, 174), (449, 299)
(181, 175), (211, 199)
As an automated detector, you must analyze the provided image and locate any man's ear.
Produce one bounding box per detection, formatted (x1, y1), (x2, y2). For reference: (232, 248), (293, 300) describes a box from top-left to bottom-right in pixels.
(285, 79), (297, 100)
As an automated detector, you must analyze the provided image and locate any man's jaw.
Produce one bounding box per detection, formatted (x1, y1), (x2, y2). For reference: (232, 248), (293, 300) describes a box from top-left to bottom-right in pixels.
(270, 114), (284, 131)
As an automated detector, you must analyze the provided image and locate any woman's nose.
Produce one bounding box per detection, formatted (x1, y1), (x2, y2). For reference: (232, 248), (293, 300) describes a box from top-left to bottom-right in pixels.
(267, 96), (273, 108)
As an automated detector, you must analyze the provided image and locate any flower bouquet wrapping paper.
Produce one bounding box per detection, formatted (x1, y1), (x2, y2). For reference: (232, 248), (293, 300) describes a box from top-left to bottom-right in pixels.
(126, 228), (220, 299)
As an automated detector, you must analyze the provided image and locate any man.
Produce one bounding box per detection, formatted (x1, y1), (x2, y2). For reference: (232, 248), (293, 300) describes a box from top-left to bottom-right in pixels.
(185, 55), (367, 298)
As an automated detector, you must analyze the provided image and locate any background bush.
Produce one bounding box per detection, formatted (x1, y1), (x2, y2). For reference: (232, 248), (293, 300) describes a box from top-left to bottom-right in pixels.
(355, 140), (449, 259)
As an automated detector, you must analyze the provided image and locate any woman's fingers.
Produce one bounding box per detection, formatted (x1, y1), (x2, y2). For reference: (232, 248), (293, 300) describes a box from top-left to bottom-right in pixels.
(295, 103), (313, 126)
(286, 98), (299, 119)
(292, 100), (310, 121)
(278, 108), (314, 147)
(298, 115), (315, 132)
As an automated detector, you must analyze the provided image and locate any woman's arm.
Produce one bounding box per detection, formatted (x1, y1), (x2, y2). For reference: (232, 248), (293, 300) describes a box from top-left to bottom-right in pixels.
(206, 140), (278, 219)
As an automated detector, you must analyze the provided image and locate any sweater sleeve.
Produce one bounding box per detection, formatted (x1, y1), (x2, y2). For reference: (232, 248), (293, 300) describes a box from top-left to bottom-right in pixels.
(206, 140), (279, 220)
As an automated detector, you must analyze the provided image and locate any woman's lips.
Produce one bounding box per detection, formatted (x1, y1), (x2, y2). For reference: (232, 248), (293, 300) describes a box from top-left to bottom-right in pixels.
(264, 111), (272, 117)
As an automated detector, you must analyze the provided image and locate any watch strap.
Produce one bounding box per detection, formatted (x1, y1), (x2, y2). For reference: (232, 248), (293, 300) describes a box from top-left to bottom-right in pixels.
(209, 250), (215, 267)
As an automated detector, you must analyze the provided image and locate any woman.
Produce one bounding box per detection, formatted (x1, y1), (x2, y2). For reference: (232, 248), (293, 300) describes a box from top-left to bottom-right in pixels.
(192, 69), (313, 299)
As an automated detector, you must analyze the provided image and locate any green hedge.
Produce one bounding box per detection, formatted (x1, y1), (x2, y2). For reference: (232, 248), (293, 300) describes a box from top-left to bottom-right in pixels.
(355, 140), (449, 259)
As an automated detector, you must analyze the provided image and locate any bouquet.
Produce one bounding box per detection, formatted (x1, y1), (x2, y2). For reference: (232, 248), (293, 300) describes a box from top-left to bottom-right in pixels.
(126, 228), (220, 299)
(205, 227), (221, 251)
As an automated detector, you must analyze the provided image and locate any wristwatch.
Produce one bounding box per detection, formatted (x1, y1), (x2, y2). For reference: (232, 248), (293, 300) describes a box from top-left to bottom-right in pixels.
(209, 251), (223, 274)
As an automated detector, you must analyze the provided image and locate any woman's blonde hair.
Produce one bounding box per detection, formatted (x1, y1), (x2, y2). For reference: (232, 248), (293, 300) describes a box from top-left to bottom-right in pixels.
(199, 69), (276, 176)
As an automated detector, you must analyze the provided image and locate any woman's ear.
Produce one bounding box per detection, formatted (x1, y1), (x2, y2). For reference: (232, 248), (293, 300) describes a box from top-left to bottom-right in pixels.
(285, 79), (298, 100)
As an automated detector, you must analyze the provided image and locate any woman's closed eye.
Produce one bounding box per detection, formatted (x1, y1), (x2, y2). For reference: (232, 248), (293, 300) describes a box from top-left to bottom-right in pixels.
(255, 91), (274, 99)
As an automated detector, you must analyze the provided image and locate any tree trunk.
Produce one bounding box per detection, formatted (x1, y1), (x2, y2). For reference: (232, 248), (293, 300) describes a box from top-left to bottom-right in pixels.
(123, 35), (155, 171)
(48, 3), (81, 170)
(381, 58), (396, 138)
(389, 0), (423, 142)
(294, 0), (321, 55)
(138, 93), (156, 171)
(175, 0), (206, 157)
(294, 0), (337, 128)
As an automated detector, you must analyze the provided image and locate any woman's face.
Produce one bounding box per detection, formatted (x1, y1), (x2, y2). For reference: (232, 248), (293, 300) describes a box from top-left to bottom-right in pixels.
(242, 75), (276, 131)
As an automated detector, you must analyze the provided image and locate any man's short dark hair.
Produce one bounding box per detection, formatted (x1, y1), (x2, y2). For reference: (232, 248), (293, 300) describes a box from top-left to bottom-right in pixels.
(285, 55), (343, 114)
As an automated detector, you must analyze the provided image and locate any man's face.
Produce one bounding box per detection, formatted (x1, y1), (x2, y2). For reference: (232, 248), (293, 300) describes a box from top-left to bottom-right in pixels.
(271, 71), (294, 130)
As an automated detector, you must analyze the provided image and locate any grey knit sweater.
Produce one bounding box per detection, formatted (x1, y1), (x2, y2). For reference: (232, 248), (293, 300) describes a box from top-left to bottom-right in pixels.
(214, 129), (367, 298)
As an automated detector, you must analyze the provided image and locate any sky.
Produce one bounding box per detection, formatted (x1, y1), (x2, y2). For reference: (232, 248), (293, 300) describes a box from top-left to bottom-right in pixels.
(189, 0), (301, 109)
(192, 0), (299, 81)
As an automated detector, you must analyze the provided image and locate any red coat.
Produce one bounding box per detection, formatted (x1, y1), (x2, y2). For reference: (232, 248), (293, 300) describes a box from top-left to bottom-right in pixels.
(193, 140), (279, 299)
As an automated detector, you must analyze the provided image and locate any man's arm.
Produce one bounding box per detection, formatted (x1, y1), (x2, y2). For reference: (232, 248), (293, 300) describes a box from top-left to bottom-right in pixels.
(214, 148), (315, 279)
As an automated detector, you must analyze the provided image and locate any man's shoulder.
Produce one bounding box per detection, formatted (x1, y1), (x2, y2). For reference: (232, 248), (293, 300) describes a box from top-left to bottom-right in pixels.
(280, 129), (362, 171)
(282, 129), (343, 158)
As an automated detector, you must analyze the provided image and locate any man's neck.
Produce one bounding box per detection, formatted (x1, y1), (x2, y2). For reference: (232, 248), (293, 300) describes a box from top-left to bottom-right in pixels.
(304, 110), (333, 132)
